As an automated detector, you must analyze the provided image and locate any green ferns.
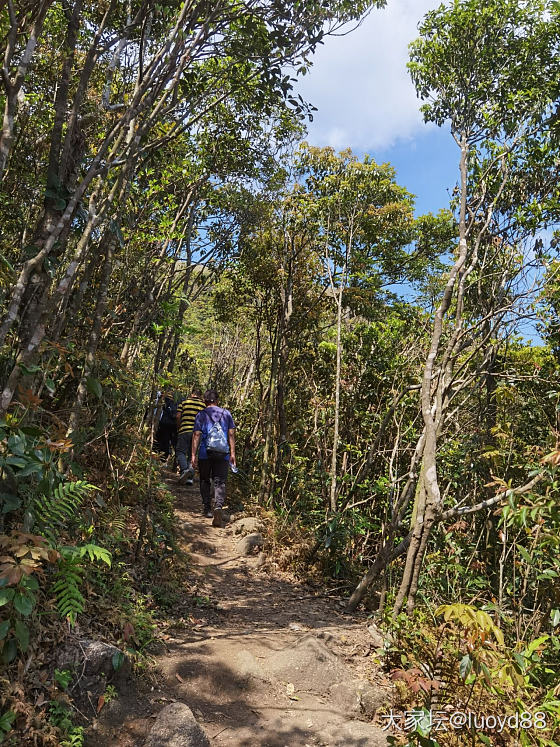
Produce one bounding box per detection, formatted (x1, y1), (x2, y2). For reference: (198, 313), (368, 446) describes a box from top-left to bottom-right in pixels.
(53, 545), (111, 625)
(34, 480), (95, 540)
(52, 559), (84, 624)
(34, 480), (113, 624)
(34, 479), (113, 624)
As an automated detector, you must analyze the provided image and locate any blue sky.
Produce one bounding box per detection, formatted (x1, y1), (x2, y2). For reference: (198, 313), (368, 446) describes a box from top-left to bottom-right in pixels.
(294, 0), (545, 343)
(374, 130), (459, 217)
(296, 0), (458, 217)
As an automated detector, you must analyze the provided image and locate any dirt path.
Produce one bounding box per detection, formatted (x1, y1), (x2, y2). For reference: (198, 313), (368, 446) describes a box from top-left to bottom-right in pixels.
(88, 474), (392, 746)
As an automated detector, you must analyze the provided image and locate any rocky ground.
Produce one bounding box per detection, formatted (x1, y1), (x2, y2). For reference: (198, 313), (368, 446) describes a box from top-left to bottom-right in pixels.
(85, 473), (392, 746)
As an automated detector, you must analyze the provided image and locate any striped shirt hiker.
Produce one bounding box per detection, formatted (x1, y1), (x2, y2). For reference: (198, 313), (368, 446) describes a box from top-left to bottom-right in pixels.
(177, 397), (204, 434)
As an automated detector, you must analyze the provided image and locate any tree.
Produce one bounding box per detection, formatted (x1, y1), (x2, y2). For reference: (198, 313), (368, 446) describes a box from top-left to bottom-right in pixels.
(0, 0), (380, 413)
(347, 0), (560, 614)
(294, 145), (418, 513)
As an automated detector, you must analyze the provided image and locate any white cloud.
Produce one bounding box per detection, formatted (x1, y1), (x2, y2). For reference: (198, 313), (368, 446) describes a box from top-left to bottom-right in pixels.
(295, 0), (439, 150)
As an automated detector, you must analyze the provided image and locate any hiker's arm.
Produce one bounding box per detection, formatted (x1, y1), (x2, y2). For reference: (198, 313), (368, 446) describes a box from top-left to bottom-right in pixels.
(176, 409), (181, 428)
(191, 430), (201, 469)
(228, 429), (236, 468)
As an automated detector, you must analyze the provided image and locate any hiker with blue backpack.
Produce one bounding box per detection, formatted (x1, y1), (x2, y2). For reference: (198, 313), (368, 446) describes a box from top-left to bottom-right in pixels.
(191, 389), (236, 528)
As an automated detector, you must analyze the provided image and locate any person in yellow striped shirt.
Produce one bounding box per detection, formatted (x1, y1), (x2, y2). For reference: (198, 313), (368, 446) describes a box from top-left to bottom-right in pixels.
(176, 388), (205, 485)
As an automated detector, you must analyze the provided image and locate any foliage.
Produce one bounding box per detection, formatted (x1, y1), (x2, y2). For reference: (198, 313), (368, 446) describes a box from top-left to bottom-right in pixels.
(384, 603), (560, 746)
(0, 0), (560, 742)
(0, 710), (16, 745)
(49, 700), (85, 747)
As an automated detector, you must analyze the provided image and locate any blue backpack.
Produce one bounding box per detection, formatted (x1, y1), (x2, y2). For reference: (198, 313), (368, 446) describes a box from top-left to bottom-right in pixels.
(205, 409), (229, 455)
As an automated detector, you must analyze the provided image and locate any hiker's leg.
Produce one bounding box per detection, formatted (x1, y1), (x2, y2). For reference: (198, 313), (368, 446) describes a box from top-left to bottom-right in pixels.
(185, 432), (194, 472)
(158, 425), (171, 457)
(170, 427), (178, 468)
(176, 433), (189, 473)
(154, 423), (163, 453)
(211, 457), (228, 510)
(199, 459), (212, 512)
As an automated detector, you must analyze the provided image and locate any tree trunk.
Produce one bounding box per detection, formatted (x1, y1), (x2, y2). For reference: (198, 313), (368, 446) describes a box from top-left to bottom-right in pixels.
(329, 279), (345, 513)
(0, 0), (52, 179)
(392, 131), (470, 616)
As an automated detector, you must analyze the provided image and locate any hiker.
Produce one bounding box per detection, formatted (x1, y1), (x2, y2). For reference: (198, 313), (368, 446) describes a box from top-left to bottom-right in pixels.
(155, 393), (177, 461)
(176, 388), (205, 484)
(191, 390), (236, 527)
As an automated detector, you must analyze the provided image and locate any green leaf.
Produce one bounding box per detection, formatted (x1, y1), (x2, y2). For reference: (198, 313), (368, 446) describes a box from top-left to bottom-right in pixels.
(112, 650), (125, 671)
(18, 363), (42, 376)
(45, 190), (66, 211)
(7, 435), (25, 455)
(43, 255), (59, 278)
(551, 609), (560, 628)
(538, 569), (558, 580)
(4, 457), (27, 469)
(1, 638), (17, 664)
(0, 709), (16, 734)
(23, 244), (40, 259)
(459, 653), (472, 680)
(0, 254), (14, 273)
(19, 425), (43, 437)
(0, 493), (21, 514)
(13, 593), (34, 617)
(20, 575), (39, 592)
(17, 463), (43, 478)
(513, 651), (527, 672)
(0, 589), (15, 607)
(14, 620), (29, 652)
(109, 219), (125, 248)
(86, 377), (103, 400)
(524, 635), (549, 657)
(0, 620), (10, 640)
(77, 544), (112, 566)
(54, 668), (72, 689)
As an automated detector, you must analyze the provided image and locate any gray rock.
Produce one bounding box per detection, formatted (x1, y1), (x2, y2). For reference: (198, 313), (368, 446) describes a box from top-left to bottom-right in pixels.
(367, 623), (385, 649)
(57, 638), (130, 682)
(329, 679), (387, 718)
(267, 634), (344, 693)
(231, 517), (264, 536)
(144, 702), (210, 747)
(236, 532), (264, 555)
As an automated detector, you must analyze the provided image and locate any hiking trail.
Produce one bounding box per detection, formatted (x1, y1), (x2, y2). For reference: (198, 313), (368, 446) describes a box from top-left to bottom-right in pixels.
(87, 472), (392, 746)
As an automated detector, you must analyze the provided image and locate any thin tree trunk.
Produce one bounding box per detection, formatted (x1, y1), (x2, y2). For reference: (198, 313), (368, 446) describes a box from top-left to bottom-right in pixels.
(167, 202), (197, 372)
(239, 362), (255, 405)
(392, 131), (470, 616)
(259, 325), (280, 503)
(329, 279), (345, 513)
(0, 0), (52, 179)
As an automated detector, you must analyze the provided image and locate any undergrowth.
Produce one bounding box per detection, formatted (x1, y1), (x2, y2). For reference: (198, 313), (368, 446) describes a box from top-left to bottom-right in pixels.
(0, 411), (191, 745)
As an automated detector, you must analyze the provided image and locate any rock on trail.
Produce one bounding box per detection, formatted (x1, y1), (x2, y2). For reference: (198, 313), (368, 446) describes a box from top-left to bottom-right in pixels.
(86, 471), (392, 746)
(144, 703), (210, 747)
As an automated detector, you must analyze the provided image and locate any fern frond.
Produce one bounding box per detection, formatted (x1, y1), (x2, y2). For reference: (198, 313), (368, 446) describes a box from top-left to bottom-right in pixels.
(34, 480), (94, 539)
(74, 544), (112, 566)
(52, 544), (111, 625)
(52, 560), (84, 624)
